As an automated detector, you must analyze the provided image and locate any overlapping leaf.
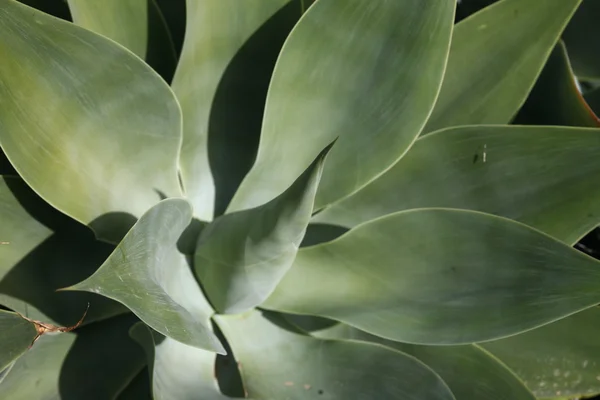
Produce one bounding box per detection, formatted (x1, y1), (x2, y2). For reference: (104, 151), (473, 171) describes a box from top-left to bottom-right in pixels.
(171, 0), (294, 220)
(314, 125), (600, 245)
(229, 0), (455, 212)
(483, 307), (600, 399)
(67, 199), (224, 353)
(215, 311), (455, 400)
(312, 324), (535, 400)
(195, 149), (326, 314)
(0, 0), (182, 242)
(0, 313), (145, 399)
(562, 0), (600, 80)
(423, 0), (581, 133)
(267, 209), (600, 344)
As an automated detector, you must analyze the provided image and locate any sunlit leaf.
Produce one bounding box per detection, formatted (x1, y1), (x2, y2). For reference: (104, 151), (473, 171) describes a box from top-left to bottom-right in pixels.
(195, 149), (326, 313)
(0, 0), (182, 242)
(314, 125), (600, 245)
(229, 0), (454, 212)
(267, 209), (600, 344)
(214, 310), (455, 400)
(423, 0), (581, 133)
(68, 199), (224, 354)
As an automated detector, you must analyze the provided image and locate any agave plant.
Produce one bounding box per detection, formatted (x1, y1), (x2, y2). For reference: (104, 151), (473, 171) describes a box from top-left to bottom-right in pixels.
(2, 0), (600, 398)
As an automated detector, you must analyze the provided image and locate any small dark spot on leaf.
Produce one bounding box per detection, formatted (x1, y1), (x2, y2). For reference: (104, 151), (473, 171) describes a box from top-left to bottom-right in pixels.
(318, 389), (324, 395)
(472, 154), (479, 164)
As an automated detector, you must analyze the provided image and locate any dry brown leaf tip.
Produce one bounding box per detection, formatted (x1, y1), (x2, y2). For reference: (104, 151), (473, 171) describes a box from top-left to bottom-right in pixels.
(17, 303), (90, 348)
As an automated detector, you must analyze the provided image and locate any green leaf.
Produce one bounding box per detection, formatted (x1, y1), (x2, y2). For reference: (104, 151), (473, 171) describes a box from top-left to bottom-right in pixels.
(195, 149), (326, 314)
(67, 0), (147, 58)
(422, 0), (582, 133)
(314, 125), (600, 245)
(67, 0), (178, 82)
(266, 209), (600, 344)
(228, 0), (455, 212)
(130, 323), (228, 400)
(0, 176), (51, 281)
(214, 310), (455, 400)
(0, 177), (125, 326)
(0, 0), (182, 242)
(482, 307), (600, 399)
(67, 199), (225, 354)
(312, 324), (535, 400)
(513, 41), (600, 127)
(0, 310), (37, 372)
(171, 0), (292, 220)
(0, 313), (145, 399)
(562, 0), (600, 80)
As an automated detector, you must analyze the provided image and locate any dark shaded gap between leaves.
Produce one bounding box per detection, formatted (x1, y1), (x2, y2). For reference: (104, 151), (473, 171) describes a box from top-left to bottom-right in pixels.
(208, 0), (303, 218)
(17, 0), (72, 21)
(301, 223), (348, 247)
(213, 320), (246, 398)
(115, 365), (153, 400)
(154, 0), (186, 59)
(146, 0), (179, 84)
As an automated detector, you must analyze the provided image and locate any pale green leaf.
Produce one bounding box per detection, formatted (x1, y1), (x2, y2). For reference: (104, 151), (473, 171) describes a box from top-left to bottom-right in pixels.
(0, 0), (182, 242)
(67, 199), (224, 354)
(312, 324), (535, 400)
(266, 209), (600, 344)
(171, 0), (292, 220)
(483, 307), (600, 399)
(67, 0), (147, 58)
(214, 310), (455, 400)
(131, 323), (228, 400)
(229, 0), (454, 212)
(314, 125), (600, 245)
(195, 150), (326, 314)
(0, 310), (37, 372)
(423, 0), (581, 133)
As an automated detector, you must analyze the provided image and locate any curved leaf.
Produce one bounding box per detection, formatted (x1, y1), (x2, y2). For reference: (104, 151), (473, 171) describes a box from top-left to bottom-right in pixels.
(313, 324), (535, 400)
(229, 0), (455, 212)
(266, 209), (600, 344)
(513, 41), (600, 127)
(314, 125), (600, 245)
(67, 0), (147, 58)
(131, 323), (228, 400)
(171, 0), (292, 220)
(214, 310), (455, 400)
(0, 313), (145, 399)
(0, 0), (182, 242)
(423, 0), (581, 133)
(0, 310), (37, 372)
(67, 199), (224, 354)
(563, 0), (600, 80)
(195, 149), (326, 314)
(482, 307), (600, 399)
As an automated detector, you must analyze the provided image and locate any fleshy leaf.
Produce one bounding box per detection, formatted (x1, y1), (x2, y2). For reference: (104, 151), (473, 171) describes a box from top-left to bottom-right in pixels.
(422, 0), (582, 133)
(513, 41), (600, 127)
(0, 0), (182, 242)
(171, 0), (293, 220)
(482, 307), (600, 399)
(67, 199), (224, 354)
(312, 323), (535, 400)
(130, 323), (229, 400)
(228, 0), (454, 212)
(214, 310), (455, 400)
(266, 209), (600, 344)
(0, 313), (145, 399)
(195, 149), (327, 314)
(67, 0), (147, 58)
(314, 125), (600, 245)
(0, 311), (37, 372)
